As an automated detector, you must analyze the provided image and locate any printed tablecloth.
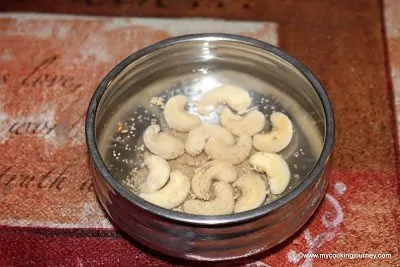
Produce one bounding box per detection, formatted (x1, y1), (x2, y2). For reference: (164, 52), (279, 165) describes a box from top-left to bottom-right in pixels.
(0, 0), (399, 266)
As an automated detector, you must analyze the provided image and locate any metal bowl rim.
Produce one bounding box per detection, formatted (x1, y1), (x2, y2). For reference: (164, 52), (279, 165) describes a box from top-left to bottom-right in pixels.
(85, 33), (335, 225)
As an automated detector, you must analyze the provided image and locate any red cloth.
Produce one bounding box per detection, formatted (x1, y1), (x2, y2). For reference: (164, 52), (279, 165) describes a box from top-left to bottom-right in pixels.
(0, 7), (399, 266)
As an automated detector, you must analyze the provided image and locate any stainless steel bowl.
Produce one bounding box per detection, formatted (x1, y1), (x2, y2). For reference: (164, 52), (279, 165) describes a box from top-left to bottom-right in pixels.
(85, 34), (334, 261)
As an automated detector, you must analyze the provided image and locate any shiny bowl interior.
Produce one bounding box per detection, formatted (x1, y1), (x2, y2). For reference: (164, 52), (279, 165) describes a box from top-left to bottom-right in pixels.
(86, 34), (334, 225)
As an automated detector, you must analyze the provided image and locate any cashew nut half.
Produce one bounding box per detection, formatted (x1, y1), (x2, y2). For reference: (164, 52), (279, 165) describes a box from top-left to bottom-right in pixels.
(233, 174), (266, 213)
(249, 152), (291, 195)
(139, 170), (190, 209)
(204, 135), (252, 165)
(139, 155), (171, 193)
(197, 85), (252, 115)
(192, 160), (237, 200)
(164, 95), (201, 132)
(185, 124), (235, 156)
(143, 124), (184, 160)
(220, 108), (265, 136)
(183, 181), (234, 215)
(253, 112), (293, 153)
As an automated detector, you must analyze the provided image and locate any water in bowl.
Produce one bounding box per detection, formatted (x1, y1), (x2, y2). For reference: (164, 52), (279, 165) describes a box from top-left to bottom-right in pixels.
(96, 65), (324, 212)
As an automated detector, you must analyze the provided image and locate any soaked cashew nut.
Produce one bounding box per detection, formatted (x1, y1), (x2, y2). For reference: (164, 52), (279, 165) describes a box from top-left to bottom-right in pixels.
(204, 135), (252, 165)
(197, 85), (252, 115)
(185, 124), (235, 156)
(183, 181), (234, 215)
(253, 112), (293, 152)
(220, 108), (265, 136)
(249, 152), (291, 195)
(139, 170), (190, 209)
(143, 124), (184, 160)
(164, 95), (201, 132)
(192, 160), (237, 200)
(139, 155), (170, 193)
(233, 174), (266, 213)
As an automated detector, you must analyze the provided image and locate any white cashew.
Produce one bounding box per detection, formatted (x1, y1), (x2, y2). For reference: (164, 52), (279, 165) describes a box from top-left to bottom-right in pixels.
(185, 124), (235, 156)
(139, 155), (171, 193)
(139, 170), (190, 209)
(233, 174), (266, 213)
(192, 160), (237, 200)
(183, 181), (234, 215)
(197, 85), (252, 115)
(204, 135), (252, 165)
(249, 152), (291, 195)
(164, 95), (201, 132)
(143, 124), (184, 160)
(220, 108), (265, 136)
(253, 112), (293, 152)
